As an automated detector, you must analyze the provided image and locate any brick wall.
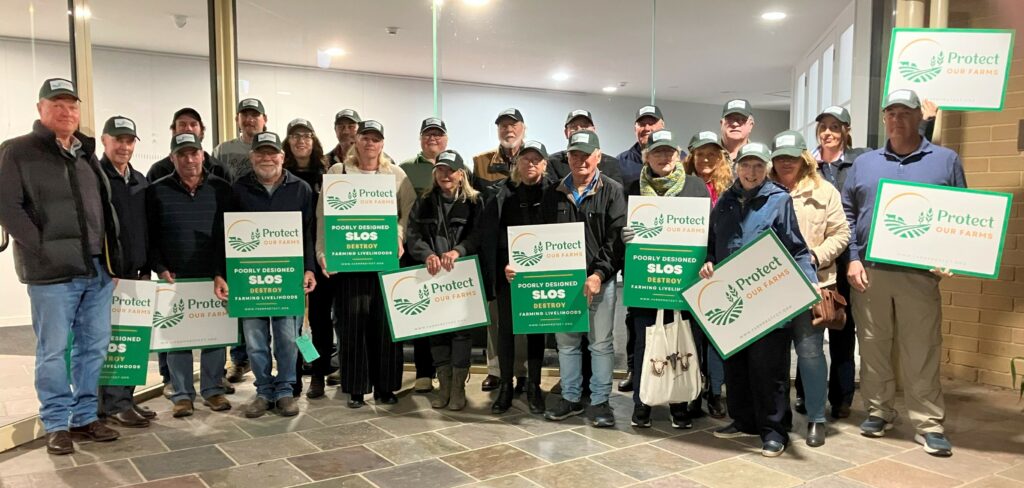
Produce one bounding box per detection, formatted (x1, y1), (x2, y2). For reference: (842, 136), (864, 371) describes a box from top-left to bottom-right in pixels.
(939, 0), (1024, 388)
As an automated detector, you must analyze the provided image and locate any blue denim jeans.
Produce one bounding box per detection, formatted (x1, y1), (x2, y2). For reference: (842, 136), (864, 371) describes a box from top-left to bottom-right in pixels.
(243, 316), (299, 402)
(792, 312), (827, 423)
(707, 344), (725, 395)
(555, 280), (616, 405)
(167, 347), (226, 403)
(27, 258), (113, 433)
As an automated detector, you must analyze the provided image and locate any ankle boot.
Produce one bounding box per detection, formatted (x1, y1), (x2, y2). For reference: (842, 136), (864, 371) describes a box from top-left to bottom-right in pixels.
(491, 381), (514, 414)
(449, 367), (470, 411)
(432, 365), (452, 409)
(526, 381), (545, 414)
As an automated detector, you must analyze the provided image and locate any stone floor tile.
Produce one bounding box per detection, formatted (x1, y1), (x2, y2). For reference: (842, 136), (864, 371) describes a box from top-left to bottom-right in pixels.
(461, 474), (540, 487)
(684, 458), (802, 488)
(297, 421), (394, 451)
(839, 459), (962, 488)
(998, 462), (1024, 482)
(230, 413), (325, 437)
(890, 445), (1009, 482)
(123, 474), (208, 488)
(438, 420), (534, 449)
(630, 474), (710, 488)
(0, 441), (77, 476)
(292, 475), (376, 487)
(441, 444), (548, 480)
(198, 458), (311, 488)
(519, 458), (634, 488)
(363, 459), (474, 488)
(509, 430), (611, 463)
(365, 432), (467, 465)
(288, 445), (393, 481)
(218, 432), (319, 465)
(499, 412), (588, 436)
(741, 443), (856, 480)
(70, 432), (168, 465)
(651, 430), (754, 464)
(797, 475), (871, 488)
(960, 476), (1024, 488)
(810, 430), (910, 465)
(590, 443), (698, 481)
(0, 459), (142, 488)
(154, 422), (250, 450)
(130, 444), (236, 481)
(368, 409), (462, 437)
(571, 423), (673, 449)
(304, 404), (391, 426)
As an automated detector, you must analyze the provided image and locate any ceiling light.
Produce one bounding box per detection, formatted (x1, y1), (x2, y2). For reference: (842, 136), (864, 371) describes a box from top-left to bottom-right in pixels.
(463, 0), (489, 5)
(551, 72), (570, 81)
(761, 11), (786, 21)
(324, 47), (346, 56)
(602, 86), (617, 93)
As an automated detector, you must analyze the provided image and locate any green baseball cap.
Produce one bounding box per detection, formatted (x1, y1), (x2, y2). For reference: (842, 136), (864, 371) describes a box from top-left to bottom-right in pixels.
(237, 98), (265, 115)
(635, 105), (663, 122)
(567, 129), (600, 153)
(39, 78), (79, 101)
(771, 131), (807, 159)
(883, 89), (921, 110)
(519, 140), (548, 160)
(334, 109), (361, 124)
(170, 133), (203, 153)
(564, 109), (594, 127)
(103, 116), (139, 140)
(815, 105), (851, 126)
(736, 142), (772, 164)
(287, 118), (314, 133)
(434, 150), (467, 172)
(688, 130), (723, 151)
(722, 99), (752, 118)
(495, 108), (524, 124)
(357, 120), (384, 138)
(645, 129), (677, 152)
(251, 131), (283, 152)
(420, 117), (447, 134)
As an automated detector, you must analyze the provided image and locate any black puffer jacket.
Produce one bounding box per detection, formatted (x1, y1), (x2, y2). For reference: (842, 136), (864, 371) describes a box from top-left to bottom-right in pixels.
(490, 178), (549, 296)
(405, 188), (483, 264)
(0, 121), (123, 284)
(541, 174), (626, 282)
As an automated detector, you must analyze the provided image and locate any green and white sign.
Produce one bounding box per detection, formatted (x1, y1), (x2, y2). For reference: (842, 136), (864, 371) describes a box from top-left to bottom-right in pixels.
(224, 211), (305, 317)
(322, 174), (400, 272)
(379, 256), (490, 341)
(151, 280), (238, 352)
(866, 179), (1012, 278)
(507, 222), (589, 334)
(884, 28), (1015, 111)
(101, 279), (156, 386)
(682, 230), (819, 359)
(623, 196), (710, 310)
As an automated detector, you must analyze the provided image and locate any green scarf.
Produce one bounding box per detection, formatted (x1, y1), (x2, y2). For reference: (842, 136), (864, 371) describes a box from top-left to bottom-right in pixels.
(640, 163), (687, 197)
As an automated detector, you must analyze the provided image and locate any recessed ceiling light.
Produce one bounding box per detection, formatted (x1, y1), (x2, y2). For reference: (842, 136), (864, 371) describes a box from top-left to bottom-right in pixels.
(551, 72), (570, 81)
(761, 11), (786, 21)
(602, 86), (617, 93)
(324, 47), (346, 56)
(463, 0), (489, 5)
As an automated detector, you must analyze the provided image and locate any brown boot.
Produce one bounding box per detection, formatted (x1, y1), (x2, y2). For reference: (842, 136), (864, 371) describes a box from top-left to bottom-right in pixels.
(449, 368), (470, 411)
(172, 399), (194, 418)
(203, 394), (232, 412)
(69, 420), (120, 442)
(432, 366), (452, 409)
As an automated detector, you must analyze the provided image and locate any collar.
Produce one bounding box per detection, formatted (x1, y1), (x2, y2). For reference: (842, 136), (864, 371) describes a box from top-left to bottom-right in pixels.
(100, 155), (137, 183)
(883, 136), (931, 161)
(558, 171), (603, 202)
(172, 171), (208, 194)
(812, 146), (849, 165)
(32, 120), (95, 157)
(415, 152), (436, 165)
(241, 168), (300, 189)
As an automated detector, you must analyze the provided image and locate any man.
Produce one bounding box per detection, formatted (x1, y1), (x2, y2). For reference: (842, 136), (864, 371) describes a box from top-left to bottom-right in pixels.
(617, 105), (667, 192)
(0, 78), (123, 454)
(843, 89), (965, 457)
(146, 108), (228, 183)
(400, 117), (449, 194)
(547, 109), (623, 185)
(720, 99), (756, 161)
(97, 116), (157, 428)
(214, 98), (268, 182)
(540, 130), (626, 428)
(214, 131), (317, 418)
(148, 133), (234, 418)
(473, 108), (526, 191)
(328, 108), (361, 166)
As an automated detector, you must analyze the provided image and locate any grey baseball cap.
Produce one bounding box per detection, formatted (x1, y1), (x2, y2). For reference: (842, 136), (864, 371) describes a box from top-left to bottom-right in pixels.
(103, 116), (139, 140)
(722, 99), (753, 118)
(334, 109), (361, 124)
(434, 150), (467, 172)
(420, 117), (447, 134)
(357, 120), (384, 138)
(564, 109), (594, 127)
(736, 142), (772, 164)
(237, 98), (265, 115)
(287, 118), (314, 133)
(251, 131), (283, 152)
(883, 89), (921, 110)
(495, 108), (524, 124)
(567, 130), (600, 153)
(688, 130), (723, 151)
(634, 105), (663, 122)
(170, 132), (203, 153)
(771, 131), (807, 159)
(39, 78), (79, 101)
(815, 105), (851, 125)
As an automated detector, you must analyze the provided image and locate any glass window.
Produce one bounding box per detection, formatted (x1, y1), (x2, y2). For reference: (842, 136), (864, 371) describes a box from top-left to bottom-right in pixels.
(821, 44), (835, 109)
(795, 72), (807, 129)
(806, 60), (819, 125)
(837, 24), (855, 105)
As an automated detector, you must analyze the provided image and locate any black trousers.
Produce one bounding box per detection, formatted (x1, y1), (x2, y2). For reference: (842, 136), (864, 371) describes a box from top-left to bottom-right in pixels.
(624, 309), (636, 372)
(724, 324), (793, 445)
(98, 386), (135, 416)
(414, 337), (436, 378)
(295, 269), (336, 384)
(431, 331), (473, 369)
(795, 272), (857, 408)
(496, 285), (544, 384)
(334, 272), (404, 396)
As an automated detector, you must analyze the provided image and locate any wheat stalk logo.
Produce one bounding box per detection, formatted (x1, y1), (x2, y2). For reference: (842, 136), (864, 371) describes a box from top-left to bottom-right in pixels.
(229, 229), (261, 252)
(885, 208), (933, 239)
(704, 284), (744, 326)
(153, 299), (185, 329)
(899, 50), (943, 83)
(632, 214), (665, 239)
(394, 284), (431, 315)
(328, 189), (358, 212)
(512, 242), (544, 267)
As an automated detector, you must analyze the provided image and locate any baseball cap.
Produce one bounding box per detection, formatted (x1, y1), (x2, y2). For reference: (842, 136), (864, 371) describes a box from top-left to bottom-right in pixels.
(494, 108), (524, 124)
(883, 89), (921, 110)
(771, 131), (807, 159)
(645, 129), (677, 152)
(736, 142), (772, 164)
(172, 107), (203, 125)
(722, 99), (753, 118)
(334, 109), (361, 124)
(815, 105), (851, 126)
(634, 105), (663, 123)
(251, 131), (283, 152)
(287, 118), (314, 133)
(420, 117), (447, 134)
(237, 98), (265, 115)
(567, 129), (600, 154)
(102, 116), (140, 140)
(39, 78), (80, 101)
(434, 150), (467, 172)
(518, 140), (548, 160)
(170, 133), (203, 153)
(357, 120), (384, 138)
(564, 109), (594, 127)
(688, 130), (723, 151)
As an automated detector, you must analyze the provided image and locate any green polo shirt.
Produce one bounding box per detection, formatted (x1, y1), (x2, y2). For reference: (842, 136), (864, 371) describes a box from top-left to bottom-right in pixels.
(400, 153), (436, 194)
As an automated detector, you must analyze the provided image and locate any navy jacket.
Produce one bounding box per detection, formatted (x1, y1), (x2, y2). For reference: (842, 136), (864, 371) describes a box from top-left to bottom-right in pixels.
(707, 180), (817, 284)
(101, 156), (149, 278)
(541, 174), (627, 283)
(616, 142), (687, 195)
(547, 150), (625, 186)
(147, 151), (228, 183)
(147, 172), (232, 278)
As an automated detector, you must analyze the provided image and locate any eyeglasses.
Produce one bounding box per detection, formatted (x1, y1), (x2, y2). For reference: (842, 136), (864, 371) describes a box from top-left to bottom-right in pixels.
(288, 133), (313, 141)
(517, 158), (545, 166)
(422, 133), (446, 140)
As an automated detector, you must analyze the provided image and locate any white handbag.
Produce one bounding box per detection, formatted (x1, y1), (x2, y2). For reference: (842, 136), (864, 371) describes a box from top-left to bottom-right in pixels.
(639, 309), (703, 406)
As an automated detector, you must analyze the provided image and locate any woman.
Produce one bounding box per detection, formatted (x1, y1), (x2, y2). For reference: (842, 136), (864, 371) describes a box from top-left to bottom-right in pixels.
(283, 118), (333, 399)
(490, 140), (551, 415)
(316, 120), (417, 408)
(622, 129), (710, 428)
(405, 150), (482, 411)
(680, 131), (733, 419)
(702, 142), (817, 457)
(770, 130), (850, 447)
(806, 106), (866, 420)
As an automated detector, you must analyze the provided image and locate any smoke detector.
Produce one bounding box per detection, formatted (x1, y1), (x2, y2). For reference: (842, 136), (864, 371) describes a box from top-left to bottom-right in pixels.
(173, 14), (188, 29)
(385, 26), (399, 36)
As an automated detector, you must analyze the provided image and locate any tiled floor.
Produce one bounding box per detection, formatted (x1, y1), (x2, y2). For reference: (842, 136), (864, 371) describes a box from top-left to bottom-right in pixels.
(1, 372), (1021, 488)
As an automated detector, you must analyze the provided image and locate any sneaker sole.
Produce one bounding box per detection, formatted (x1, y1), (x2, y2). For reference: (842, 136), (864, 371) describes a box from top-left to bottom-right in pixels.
(671, 420), (693, 429)
(544, 409), (584, 421)
(592, 419), (615, 428)
(914, 434), (953, 457)
(860, 422), (895, 437)
(714, 431), (757, 439)
(762, 447), (786, 457)
(630, 419), (652, 428)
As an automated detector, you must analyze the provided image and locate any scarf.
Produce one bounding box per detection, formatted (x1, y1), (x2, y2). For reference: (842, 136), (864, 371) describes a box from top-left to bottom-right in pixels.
(640, 163), (687, 197)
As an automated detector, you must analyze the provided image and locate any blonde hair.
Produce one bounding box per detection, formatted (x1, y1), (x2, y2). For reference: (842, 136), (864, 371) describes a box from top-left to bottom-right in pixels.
(815, 120), (853, 149)
(425, 168), (479, 203)
(683, 146), (733, 196)
(770, 149), (822, 190)
(344, 143), (395, 170)
(511, 157), (547, 186)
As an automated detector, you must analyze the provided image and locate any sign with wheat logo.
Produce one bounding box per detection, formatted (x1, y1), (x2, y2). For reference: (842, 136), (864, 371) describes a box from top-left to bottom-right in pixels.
(100, 279), (157, 386)
(322, 174), (399, 272)
(866, 179), (1012, 279)
(885, 28), (1015, 111)
(150, 280), (238, 352)
(379, 257), (490, 340)
(512, 242), (544, 267)
(228, 230), (261, 253)
(682, 230), (819, 359)
(224, 212), (305, 318)
(507, 223), (589, 334)
(153, 299), (185, 328)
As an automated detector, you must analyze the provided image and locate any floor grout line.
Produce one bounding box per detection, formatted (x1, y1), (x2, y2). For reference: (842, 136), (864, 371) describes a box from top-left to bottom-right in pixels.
(281, 457), (314, 483)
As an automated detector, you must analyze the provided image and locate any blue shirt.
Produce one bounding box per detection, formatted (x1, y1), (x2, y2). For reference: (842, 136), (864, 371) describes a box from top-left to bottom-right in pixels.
(842, 137), (967, 261)
(563, 170), (602, 207)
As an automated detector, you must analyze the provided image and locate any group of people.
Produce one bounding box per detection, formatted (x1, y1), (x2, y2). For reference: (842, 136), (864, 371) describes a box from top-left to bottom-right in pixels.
(0, 77), (961, 461)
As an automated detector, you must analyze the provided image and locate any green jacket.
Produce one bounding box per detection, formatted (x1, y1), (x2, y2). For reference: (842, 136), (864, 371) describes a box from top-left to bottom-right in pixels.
(399, 153), (436, 195)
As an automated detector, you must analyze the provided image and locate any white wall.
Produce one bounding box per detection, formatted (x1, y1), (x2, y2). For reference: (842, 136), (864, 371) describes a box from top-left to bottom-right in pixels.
(0, 38), (790, 326)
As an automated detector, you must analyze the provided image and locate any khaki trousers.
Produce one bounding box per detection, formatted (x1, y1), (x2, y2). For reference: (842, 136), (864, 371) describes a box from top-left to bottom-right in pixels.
(851, 266), (945, 434)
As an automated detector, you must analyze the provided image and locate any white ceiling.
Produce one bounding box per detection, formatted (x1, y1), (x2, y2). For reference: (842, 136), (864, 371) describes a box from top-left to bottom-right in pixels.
(2, 0), (855, 109)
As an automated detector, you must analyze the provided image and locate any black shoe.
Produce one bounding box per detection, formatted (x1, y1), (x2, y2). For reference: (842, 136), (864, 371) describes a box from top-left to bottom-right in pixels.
(69, 420), (120, 442)
(714, 423), (757, 439)
(226, 362), (250, 383)
(587, 402), (615, 428)
(794, 397), (807, 415)
(831, 404), (851, 419)
(514, 377), (526, 396)
(46, 431), (73, 455)
(307, 375), (325, 399)
(220, 377), (236, 395)
(551, 381), (562, 395)
(491, 382), (514, 414)
(708, 394), (726, 419)
(133, 404), (157, 419)
(526, 382), (545, 415)
(347, 394), (366, 409)
(481, 374), (500, 391)
(326, 371), (341, 386)
(617, 371), (634, 392)
(686, 398), (706, 419)
(762, 440), (786, 457)
(669, 403), (692, 429)
(631, 404), (652, 428)
(375, 392), (398, 405)
(544, 398), (584, 421)
(806, 422), (826, 447)
(106, 408), (150, 428)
